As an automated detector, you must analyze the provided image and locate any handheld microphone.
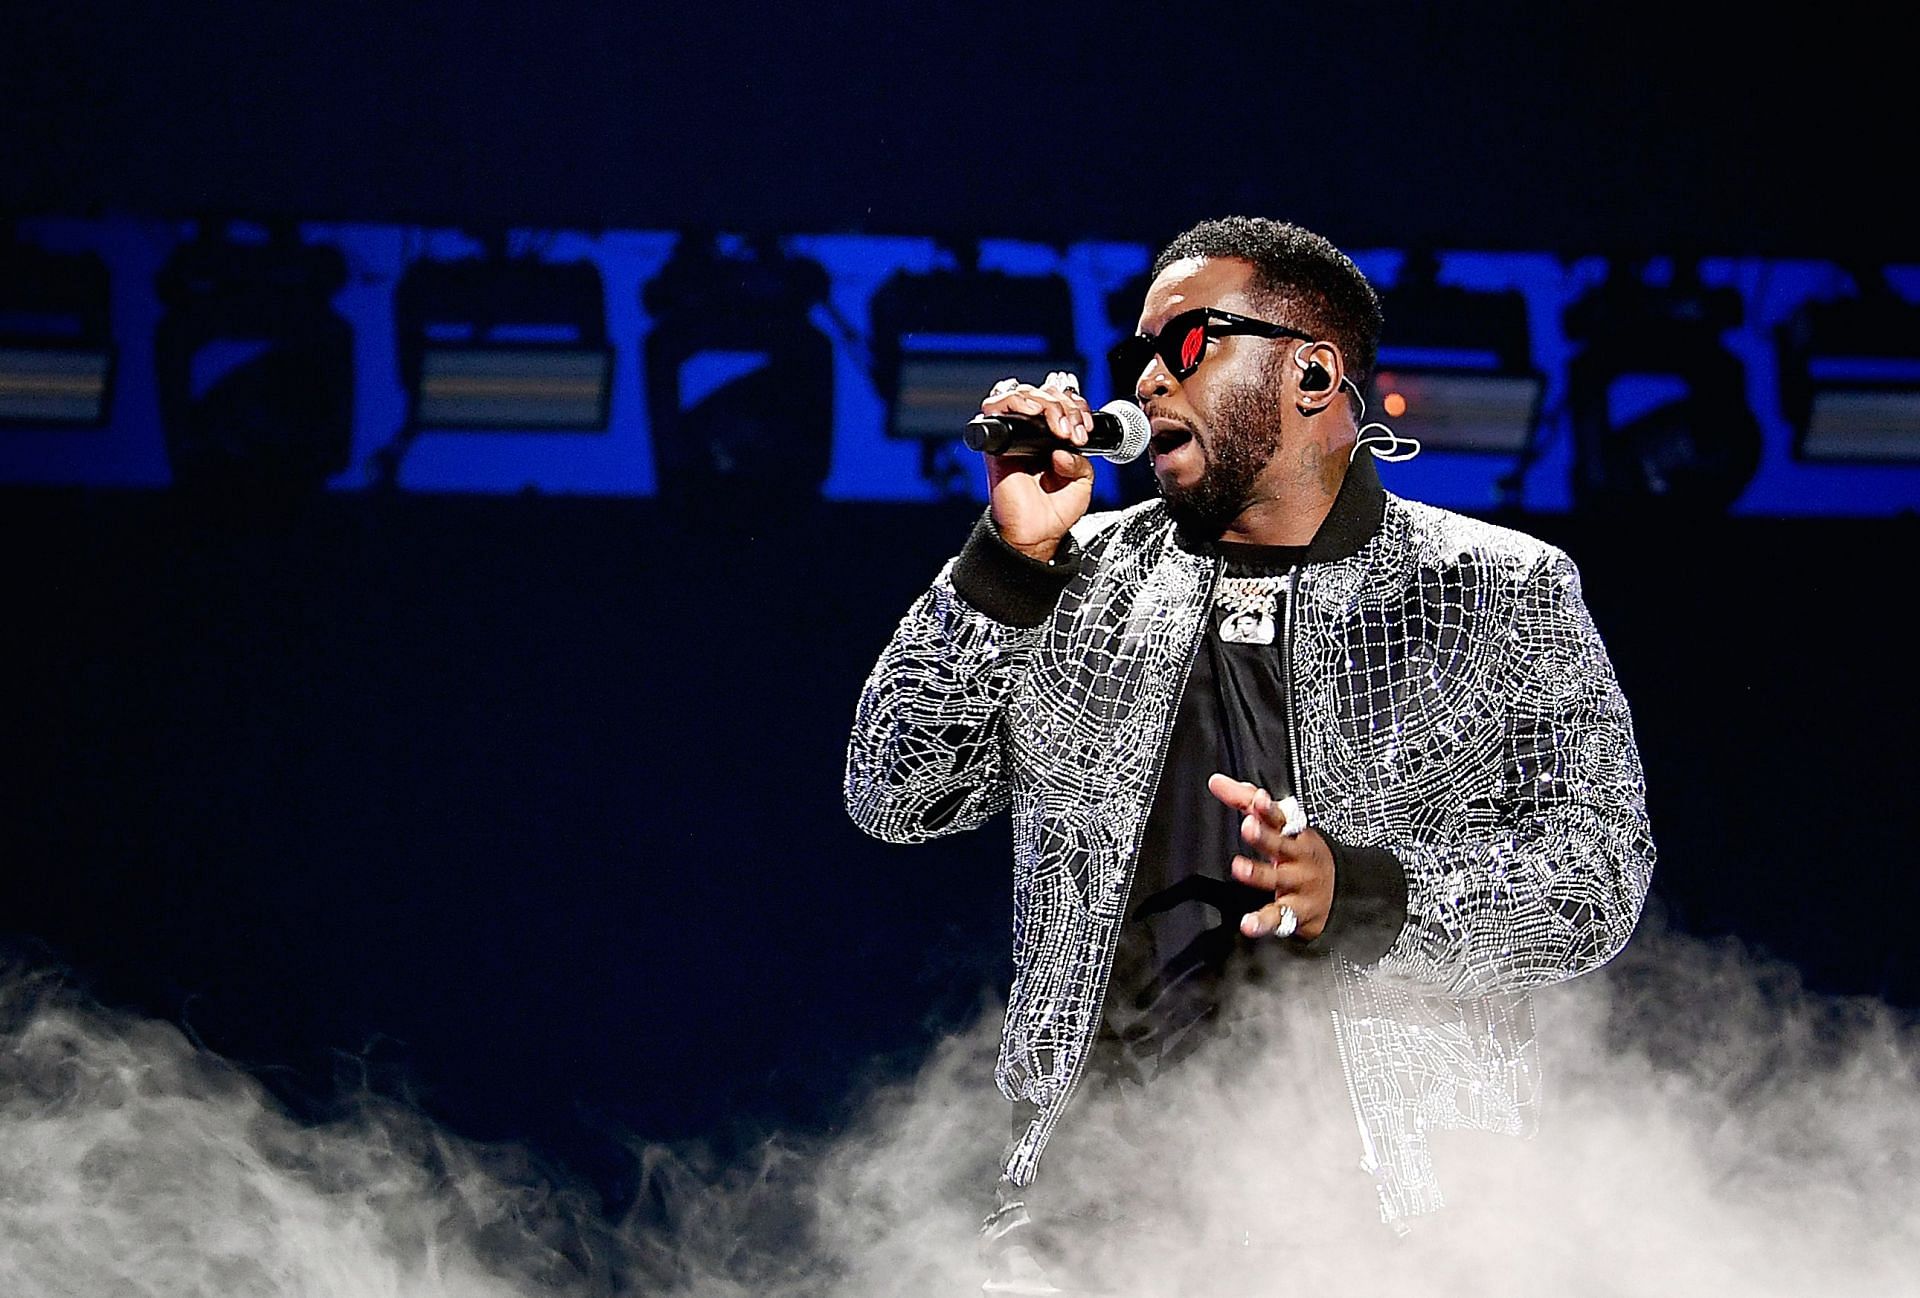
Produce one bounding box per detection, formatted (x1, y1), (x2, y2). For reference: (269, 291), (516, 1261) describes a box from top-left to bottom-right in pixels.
(963, 400), (1151, 463)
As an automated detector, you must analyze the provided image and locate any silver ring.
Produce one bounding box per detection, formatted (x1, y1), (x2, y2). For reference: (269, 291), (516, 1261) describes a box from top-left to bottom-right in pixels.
(989, 377), (1020, 397)
(1272, 906), (1299, 939)
(1276, 795), (1307, 837)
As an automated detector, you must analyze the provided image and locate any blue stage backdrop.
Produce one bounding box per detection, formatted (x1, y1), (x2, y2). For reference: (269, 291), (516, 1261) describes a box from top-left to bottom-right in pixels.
(5, 217), (1918, 517)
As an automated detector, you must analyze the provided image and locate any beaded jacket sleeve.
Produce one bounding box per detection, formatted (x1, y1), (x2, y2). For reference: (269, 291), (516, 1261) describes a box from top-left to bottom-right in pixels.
(841, 516), (1071, 845)
(1351, 533), (1655, 996)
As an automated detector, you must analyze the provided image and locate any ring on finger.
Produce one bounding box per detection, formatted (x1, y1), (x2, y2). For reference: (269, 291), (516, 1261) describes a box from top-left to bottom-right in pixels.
(1275, 795), (1307, 837)
(990, 377), (1020, 396)
(1272, 905), (1299, 940)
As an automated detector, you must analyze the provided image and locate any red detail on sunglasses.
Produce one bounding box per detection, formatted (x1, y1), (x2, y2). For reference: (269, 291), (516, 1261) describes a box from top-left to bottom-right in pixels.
(1179, 326), (1205, 372)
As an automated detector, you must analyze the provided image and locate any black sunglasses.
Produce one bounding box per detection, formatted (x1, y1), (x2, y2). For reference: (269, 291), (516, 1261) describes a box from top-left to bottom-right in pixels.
(1110, 307), (1316, 384)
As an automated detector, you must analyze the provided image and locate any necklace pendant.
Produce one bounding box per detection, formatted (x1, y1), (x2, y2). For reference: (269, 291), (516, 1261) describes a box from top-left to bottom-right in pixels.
(1217, 606), (1276, 645)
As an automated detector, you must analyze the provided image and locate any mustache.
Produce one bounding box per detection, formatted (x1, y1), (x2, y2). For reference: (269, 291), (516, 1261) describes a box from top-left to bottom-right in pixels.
(1141, 407), (1198, 434)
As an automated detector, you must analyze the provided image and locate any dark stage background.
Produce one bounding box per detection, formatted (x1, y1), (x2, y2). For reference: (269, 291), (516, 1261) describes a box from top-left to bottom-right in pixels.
(5, 486), (1914, 1208)
(3, 0), (1917, 1227)
(2, 2), (1910, 259)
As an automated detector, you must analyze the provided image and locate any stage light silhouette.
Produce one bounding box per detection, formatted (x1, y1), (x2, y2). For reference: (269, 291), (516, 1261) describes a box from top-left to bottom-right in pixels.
(1564, 258), (1761, 514)
(642, 232), (833, 512)
(154, 223), (353, 507)
(1776, 266), (1920, 464)
(871, 246), (1081, 497)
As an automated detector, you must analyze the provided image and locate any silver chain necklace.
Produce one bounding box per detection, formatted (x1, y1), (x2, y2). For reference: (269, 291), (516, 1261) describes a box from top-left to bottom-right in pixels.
(1213, 573), (1290, 645)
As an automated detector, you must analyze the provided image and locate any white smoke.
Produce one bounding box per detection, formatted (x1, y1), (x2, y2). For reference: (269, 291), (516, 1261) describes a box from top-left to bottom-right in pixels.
(0, 969), (611, 1297)
(2, 913), (1916, 1297)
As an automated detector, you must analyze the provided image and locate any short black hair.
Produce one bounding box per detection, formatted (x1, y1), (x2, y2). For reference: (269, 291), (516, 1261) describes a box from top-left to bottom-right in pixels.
(1151, 217), (1385, 384)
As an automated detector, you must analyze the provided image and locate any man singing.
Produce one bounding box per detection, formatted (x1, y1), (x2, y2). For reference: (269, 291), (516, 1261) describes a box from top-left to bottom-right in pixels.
(844, 218), (1654, 1289)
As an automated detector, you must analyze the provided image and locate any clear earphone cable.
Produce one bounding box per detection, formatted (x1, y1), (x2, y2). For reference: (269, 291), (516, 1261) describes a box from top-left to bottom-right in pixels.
(1344, 377), (1421, 463)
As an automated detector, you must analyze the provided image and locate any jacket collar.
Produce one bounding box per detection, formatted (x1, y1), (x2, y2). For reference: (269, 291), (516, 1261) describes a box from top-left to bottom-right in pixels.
(1168, 447), (1387, 565)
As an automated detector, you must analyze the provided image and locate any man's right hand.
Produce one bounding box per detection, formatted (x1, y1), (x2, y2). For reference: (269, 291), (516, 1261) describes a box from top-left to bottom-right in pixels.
(979, 370), (1096, 563)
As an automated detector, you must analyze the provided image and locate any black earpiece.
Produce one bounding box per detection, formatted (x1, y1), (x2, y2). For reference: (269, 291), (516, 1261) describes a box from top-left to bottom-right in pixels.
(1299, 359), (1332, 391)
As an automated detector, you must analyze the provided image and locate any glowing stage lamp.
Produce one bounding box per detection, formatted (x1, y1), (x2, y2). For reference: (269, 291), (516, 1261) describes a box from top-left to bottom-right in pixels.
(871, 263), (1081, 440)
(1372, 256), (1543, 454)
(1777, 276), (1920, 463)
(887, 338), (1085, 441)
(1369, 348), (1544, 454)
(0, 240), (116, 426)
(1798, 366), (1920, 462)
(396, 258), (612, 431)
(415, 344), (609, 429)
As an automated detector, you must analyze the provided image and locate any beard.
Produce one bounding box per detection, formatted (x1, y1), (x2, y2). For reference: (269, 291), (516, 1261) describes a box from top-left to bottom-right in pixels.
(1156, 376), (1285, 540)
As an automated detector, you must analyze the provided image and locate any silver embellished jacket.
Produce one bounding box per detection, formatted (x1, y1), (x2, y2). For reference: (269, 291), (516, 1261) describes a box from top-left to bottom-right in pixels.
(844, 457), (1654, 1221)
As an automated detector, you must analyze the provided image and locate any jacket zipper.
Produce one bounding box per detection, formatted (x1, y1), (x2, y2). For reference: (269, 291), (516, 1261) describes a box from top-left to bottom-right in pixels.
(1280, 564), (1304, 804)
(1044, 553), (1224, 1138)
(1331, 990), (1394, 1222)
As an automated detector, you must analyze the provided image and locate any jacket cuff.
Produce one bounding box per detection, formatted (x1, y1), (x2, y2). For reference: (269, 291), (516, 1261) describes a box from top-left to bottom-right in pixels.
(950, 511), (1080, 628)
(1312, 835), (1409, 966)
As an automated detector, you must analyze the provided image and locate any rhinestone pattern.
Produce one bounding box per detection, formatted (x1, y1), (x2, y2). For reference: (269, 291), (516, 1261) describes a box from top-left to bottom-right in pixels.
(845, 494), (1654, 1221)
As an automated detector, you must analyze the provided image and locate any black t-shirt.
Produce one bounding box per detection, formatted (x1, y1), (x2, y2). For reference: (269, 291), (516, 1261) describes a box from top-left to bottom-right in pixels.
(943, 504), (1410, 1102)
(1097, 541), (1310, 1081)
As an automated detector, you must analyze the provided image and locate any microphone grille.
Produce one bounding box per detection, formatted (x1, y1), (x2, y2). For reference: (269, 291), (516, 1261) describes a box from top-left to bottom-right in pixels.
(1100, 400), (1152, 463)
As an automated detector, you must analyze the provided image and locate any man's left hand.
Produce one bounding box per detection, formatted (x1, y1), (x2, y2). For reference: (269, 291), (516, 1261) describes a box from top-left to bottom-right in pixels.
(1206, 773), (1335, 941)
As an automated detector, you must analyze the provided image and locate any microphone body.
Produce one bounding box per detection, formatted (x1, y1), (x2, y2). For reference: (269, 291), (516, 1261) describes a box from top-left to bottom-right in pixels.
(963, 400), (1151, 463)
